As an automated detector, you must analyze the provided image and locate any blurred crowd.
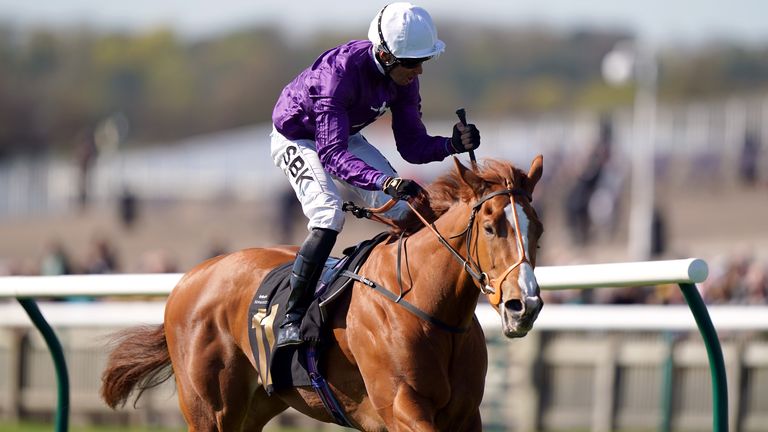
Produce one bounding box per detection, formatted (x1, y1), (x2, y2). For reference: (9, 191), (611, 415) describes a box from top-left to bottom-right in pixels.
(0, 236), (183, 278)
(1, 115), (766, 306)
(1, 233), (766, 307)
(2, 233), (765, 306)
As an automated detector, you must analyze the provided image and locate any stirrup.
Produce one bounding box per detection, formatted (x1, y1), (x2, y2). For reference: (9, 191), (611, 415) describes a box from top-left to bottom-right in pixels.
(275, 321), (303, 347)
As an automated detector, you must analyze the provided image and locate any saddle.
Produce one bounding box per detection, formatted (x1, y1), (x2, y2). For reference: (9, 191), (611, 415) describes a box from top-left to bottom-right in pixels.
(247, 232), (389, 395)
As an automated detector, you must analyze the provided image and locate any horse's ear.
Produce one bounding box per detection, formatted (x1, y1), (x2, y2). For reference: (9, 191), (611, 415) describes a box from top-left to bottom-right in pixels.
(453, 156), (484, 197)
(525, 154), (543, 194)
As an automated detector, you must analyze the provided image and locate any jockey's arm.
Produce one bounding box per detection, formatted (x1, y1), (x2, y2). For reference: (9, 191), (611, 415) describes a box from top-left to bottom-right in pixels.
(314, 97), (388, 191)
(390, 83), (453, 164)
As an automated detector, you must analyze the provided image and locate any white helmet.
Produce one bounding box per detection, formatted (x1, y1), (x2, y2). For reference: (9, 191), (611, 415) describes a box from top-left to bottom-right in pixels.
(367, 3), (445, 59)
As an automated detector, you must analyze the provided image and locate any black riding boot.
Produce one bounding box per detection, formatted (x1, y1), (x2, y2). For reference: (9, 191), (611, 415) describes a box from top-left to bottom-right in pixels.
(275, 227), (338, 348)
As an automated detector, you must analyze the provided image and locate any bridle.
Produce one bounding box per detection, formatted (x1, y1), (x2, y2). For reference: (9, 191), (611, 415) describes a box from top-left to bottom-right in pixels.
(348, 180), (533, 309)
(409, 180), (532, 308)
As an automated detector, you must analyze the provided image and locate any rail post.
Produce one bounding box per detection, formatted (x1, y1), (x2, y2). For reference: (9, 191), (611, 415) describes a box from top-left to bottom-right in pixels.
(17, 298), (69, 432)
(679, 282), (728, 432)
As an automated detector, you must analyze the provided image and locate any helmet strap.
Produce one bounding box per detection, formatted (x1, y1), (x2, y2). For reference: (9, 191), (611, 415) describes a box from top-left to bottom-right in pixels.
(375, 4), (397, 76)
(375, 49), (397, 75)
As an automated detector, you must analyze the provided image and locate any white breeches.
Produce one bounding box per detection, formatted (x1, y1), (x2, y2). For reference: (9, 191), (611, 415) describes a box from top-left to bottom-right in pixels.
(270, 126), (409, 232)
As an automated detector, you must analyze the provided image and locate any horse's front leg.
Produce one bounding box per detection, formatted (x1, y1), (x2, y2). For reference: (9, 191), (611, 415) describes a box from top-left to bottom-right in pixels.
(390, 383), (439, 432)
(462, 411), (483, 432)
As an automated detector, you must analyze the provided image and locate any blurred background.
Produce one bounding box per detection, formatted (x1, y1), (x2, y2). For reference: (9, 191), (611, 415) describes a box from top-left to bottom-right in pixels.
(0, 1), (767, 431)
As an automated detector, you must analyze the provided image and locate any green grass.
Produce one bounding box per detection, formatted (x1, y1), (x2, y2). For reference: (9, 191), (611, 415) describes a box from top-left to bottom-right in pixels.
(0, 424), (183, 432)
(0, 422), (659, 432)
(0, 423), (310, 432)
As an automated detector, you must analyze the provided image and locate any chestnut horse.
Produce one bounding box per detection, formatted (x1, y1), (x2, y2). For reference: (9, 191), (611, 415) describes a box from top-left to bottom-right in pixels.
(101, 156), (544, 431)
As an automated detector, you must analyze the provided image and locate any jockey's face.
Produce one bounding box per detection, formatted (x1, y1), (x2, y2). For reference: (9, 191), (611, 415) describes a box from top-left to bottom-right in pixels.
(389, 62), (423, 86)
(378, 51), (425, 86)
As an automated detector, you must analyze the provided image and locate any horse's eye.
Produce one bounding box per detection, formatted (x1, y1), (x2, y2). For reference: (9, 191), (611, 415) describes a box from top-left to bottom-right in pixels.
(484, 223), (494, 236)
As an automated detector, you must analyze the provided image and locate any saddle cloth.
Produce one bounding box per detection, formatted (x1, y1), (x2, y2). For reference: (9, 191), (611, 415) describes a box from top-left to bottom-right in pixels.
(247, 232), (389, 394)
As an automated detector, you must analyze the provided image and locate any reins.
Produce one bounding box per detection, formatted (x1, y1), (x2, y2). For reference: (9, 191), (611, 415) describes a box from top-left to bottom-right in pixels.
(342, 178), (533, 331)
(342, 200), (401, 230)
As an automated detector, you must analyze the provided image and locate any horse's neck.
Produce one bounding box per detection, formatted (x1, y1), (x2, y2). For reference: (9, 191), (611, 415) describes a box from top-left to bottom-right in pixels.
(375, 203), (480, 326)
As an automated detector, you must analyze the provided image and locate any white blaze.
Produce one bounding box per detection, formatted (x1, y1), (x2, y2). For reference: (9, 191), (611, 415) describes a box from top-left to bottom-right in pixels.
(505, 203), (538, 297)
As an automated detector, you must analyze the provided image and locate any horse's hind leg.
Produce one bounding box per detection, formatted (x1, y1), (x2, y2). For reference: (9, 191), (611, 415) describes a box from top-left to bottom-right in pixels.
(173, 341), (288, 432)
(215, 350), (289, 431)
(241, 385), (290, 431)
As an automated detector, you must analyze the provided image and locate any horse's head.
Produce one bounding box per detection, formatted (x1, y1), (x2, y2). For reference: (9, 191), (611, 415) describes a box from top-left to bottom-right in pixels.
(451, 156), (544, 338)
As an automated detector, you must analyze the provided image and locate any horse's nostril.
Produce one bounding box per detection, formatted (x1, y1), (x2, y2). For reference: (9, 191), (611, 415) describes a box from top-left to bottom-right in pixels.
(505, 298), (524, 312)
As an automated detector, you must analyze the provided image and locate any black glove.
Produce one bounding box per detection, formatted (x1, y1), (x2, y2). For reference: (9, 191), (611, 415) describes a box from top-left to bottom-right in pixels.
(450, 123), (481, 154)
(382, 177), (424, 200)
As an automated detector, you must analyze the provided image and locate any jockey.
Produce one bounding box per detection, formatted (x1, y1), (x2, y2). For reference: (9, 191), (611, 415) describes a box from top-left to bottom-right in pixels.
(271, 2), (481, 347)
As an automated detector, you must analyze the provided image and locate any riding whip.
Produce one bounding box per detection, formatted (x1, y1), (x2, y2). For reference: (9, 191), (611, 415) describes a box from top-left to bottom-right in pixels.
(455, 107), (477, 167)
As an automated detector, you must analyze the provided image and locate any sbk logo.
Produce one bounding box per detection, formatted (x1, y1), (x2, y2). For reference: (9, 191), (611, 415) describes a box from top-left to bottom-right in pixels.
(281, 145), (314, 190)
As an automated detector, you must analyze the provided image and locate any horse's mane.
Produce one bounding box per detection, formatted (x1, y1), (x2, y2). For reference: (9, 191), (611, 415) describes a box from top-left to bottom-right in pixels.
(391, 158), (529, 236)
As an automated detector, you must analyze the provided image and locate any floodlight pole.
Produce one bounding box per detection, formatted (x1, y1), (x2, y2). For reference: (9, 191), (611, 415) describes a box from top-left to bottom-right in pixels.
(628, 44), (658, 261)
(602, 41), (658, 261)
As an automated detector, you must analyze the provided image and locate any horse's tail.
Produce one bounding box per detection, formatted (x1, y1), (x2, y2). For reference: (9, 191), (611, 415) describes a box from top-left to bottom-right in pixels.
(100, 324), (173, 409)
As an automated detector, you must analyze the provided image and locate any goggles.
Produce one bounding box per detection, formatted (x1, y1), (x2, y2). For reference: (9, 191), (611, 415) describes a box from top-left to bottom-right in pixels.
(397, 56), (431, 69)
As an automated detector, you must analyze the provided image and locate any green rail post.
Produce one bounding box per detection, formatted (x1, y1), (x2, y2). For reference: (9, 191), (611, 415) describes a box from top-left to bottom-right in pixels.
(659, 332), (674, 432)
(18, 298), (69, 432)
(678, 282), (728, 432)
